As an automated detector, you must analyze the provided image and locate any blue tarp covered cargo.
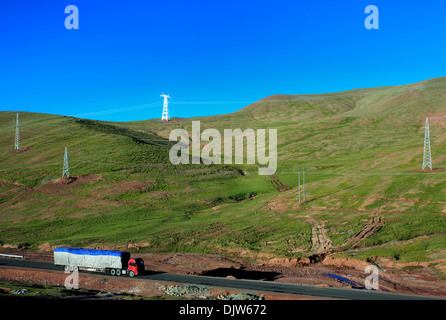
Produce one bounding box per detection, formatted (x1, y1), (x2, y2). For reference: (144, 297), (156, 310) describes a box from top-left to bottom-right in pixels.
(54, 247), (130, 270)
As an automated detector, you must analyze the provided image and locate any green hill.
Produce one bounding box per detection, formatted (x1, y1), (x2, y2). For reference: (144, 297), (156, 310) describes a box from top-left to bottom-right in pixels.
(1, 78), (446, 275)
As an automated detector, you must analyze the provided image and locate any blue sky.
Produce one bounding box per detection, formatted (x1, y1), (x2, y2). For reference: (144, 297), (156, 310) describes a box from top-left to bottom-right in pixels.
(1, 0), (446, 121)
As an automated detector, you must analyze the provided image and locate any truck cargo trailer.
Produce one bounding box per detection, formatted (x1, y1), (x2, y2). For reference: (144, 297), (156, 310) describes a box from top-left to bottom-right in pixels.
(54, 247), (144, 277)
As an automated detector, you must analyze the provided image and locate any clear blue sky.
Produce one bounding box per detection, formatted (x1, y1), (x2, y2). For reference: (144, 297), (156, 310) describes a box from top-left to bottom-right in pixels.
(1, 0), (446, 121)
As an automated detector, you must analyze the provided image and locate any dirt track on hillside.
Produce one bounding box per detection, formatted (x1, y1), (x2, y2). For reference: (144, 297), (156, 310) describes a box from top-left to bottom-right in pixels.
(307, 219), (332, 255)
(342, 216), (385, 249)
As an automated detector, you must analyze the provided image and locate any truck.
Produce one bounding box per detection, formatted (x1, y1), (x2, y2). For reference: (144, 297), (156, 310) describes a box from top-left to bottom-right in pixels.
(54, 247), (144, 277)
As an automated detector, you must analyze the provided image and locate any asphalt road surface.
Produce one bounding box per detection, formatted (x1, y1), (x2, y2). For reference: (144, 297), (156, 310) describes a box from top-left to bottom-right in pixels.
(0, 257), (440, 300)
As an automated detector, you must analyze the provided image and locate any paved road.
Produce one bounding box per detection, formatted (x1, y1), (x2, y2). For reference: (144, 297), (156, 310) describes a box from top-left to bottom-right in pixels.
(0, 257), (439, 300)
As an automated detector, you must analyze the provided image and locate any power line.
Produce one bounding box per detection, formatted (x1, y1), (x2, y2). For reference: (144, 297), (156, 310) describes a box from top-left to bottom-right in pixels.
(172, 101), (253, 105)
(70, 102), (160, 117)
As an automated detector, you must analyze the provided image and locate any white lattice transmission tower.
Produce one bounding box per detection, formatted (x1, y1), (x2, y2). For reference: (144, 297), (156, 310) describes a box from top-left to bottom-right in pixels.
(14, 113), (21, 151)
(62, 147), (70, 178)
(161, 93), (171, 121)
(422, 117), (432, 171)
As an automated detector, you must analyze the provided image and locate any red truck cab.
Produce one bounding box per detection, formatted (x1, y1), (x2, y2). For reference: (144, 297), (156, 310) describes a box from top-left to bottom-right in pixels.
(128, 257), (144, 277)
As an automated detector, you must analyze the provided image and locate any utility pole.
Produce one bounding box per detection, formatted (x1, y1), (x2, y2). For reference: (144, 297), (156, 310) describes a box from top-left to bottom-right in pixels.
(298, 168), (301, 202)
(62, 147), (70, 178)
(14, 113), (21, 151)
(422, 117), (432, 171)
(161, 93), (171, 121)
(297, 167), (308, 202)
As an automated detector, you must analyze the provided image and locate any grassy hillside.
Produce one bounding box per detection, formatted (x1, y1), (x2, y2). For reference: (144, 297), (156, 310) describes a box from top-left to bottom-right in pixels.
(1, 78), (446, 275)
(0, 111), (278, 252)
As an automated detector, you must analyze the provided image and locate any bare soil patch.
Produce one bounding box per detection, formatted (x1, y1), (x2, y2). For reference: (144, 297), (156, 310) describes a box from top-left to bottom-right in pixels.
(308, 219), (332, 255)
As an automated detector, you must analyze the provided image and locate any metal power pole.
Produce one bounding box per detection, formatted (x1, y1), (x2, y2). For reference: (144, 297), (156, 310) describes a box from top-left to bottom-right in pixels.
(298, 168), (308, 202)
(422, 117), (432, 171)
(62, 147), (70, 178)
(298, 168), (301, 202)
(161, 93), (171, 121)
(298, 167), (309, 202)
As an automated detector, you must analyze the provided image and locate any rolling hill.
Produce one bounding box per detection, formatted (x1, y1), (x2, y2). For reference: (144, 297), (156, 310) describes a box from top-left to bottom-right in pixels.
(1, 77), (446, 278)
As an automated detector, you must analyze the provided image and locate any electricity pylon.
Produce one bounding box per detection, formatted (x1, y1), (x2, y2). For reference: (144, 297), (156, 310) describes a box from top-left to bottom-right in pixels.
(422, 117), (432, 171)
(62, 147), (70, 178)
(161, 93), (171, 121)
(14, 113), (21, 151)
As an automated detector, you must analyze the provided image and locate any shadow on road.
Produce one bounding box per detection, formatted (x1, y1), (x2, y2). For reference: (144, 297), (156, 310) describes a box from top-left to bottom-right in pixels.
(200, 267), (282, 281)
(142, 270), (166, 276)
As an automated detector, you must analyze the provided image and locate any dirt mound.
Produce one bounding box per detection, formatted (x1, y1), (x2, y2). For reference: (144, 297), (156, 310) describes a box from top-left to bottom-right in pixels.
(37, 242), (52, 252)
(33, 174), (103, 196)
(266, 200), (289, 214)
(5, 146), (31, 154)
(322, 257), (371, 271)
(57, 174), (102, 185)
(263, 257), (310, 268)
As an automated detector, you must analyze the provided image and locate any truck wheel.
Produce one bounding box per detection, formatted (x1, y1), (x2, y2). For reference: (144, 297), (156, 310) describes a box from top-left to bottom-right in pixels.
(110, 269), (116, 276)
(116, 269), (121, 276)
(129, 270), (135, 277)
